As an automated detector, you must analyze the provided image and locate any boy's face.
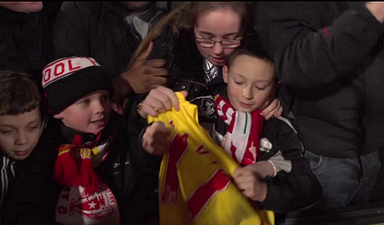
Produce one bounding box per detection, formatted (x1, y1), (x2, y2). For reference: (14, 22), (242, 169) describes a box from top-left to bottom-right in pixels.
(223, 54), (276, 113)
(54, 90), (112, 135)
(0, 108), (41, 160)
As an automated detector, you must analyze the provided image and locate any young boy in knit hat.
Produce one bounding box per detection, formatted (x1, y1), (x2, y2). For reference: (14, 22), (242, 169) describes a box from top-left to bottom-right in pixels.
(0, 70), (58, 224)
(42, 56), (161, 225)
(213, 42), (322, 215)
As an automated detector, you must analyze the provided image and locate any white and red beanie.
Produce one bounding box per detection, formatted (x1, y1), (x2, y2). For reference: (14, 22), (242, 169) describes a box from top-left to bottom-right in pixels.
(42, 56), (113, 115)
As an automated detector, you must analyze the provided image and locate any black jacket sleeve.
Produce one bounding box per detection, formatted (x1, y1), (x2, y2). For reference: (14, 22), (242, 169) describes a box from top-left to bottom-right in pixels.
(254, 2), (384, 93)
(126, 92), (162, 175)
(258, 117), (322, 213)
(125, 26), (176, 174)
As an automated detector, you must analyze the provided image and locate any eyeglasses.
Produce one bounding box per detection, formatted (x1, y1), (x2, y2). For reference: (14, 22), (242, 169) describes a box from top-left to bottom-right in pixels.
(195, 36), (242, 48)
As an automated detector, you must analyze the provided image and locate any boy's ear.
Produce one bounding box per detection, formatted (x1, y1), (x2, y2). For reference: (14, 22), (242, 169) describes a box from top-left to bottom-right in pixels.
(222, 65), (229, 83)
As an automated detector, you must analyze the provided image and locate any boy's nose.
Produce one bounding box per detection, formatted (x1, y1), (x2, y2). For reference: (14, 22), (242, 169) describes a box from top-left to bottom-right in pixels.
(93, 101), (105, 114)
(15, 131), (28, 145)
(242, 88), (253, 99)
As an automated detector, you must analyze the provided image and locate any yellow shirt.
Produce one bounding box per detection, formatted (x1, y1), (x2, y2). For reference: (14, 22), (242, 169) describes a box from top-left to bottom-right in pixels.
(148, 92), (274, 225)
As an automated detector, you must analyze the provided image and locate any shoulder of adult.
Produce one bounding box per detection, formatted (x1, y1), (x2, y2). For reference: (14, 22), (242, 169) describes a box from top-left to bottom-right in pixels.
(59, 2), (108, 18)
(60, 2), (104, 11)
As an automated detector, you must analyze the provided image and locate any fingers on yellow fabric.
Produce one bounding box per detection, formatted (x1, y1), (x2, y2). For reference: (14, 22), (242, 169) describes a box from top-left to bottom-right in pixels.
(148, 92), (275, 225)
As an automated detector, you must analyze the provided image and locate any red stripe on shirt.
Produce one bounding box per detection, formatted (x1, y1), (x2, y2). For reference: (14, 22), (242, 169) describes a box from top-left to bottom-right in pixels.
(186, 169), (230, 219)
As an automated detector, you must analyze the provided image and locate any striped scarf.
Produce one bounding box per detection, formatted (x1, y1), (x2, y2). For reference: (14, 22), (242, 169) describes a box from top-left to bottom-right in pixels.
(214, 94), (264, 166)
(54, 128), (116, 195)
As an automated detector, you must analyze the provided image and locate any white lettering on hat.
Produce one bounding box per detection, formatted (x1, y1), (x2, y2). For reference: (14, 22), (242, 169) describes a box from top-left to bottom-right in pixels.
(42, 57), (101, 88)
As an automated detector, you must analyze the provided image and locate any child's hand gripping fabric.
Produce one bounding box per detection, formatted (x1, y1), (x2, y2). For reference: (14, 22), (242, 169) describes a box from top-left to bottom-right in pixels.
(233, 166), (268, 202)
(142, 121), (172, 155)
(140, 86), (188, 155)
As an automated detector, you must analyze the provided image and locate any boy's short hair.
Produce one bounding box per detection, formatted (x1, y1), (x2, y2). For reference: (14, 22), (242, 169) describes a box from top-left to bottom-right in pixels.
(227, 37), (275, 68)
(0, 70), (41, 115)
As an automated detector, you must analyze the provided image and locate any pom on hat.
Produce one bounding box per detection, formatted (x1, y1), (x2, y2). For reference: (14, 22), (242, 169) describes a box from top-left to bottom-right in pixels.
(42, 56), (113, 115)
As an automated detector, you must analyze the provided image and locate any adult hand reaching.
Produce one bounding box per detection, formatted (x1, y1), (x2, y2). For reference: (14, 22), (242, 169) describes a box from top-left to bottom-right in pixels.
(121, 41), (168, 94)
(261, 98), (283, 120)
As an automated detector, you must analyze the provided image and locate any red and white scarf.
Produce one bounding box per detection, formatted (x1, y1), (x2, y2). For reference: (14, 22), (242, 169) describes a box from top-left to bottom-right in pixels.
(53, 123), (121, 225)
(215, 94), (263, 166)
(54, 132), (114, 195)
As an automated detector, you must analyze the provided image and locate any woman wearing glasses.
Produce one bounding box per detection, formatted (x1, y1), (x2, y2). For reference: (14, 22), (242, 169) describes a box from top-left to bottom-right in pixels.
(128, 2), (281, 136)
(126, 3), (282, 221)
(128, 2), (283, 155)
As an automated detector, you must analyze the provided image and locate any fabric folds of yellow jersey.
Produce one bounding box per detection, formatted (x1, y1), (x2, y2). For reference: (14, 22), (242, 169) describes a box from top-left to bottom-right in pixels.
(148, 92), (274, 225)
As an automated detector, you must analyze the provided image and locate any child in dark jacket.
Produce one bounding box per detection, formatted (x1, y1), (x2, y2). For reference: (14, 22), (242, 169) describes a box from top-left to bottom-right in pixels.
(213, 42), (323, 214)
(0, 70), (58, 225)
(42, 56), (161, 225)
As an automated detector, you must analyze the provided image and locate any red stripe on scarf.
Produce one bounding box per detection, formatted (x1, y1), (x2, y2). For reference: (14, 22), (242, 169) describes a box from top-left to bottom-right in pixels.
(214, 94), (263, 166)
(54, 132), (114, 195)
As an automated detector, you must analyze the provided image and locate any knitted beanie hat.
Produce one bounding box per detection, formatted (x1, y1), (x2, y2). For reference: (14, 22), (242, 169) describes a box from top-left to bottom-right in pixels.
(42, 56), (113, 115)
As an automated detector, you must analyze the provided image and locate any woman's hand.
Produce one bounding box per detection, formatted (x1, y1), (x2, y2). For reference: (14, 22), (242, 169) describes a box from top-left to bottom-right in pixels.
(261, 98), (283, 120)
